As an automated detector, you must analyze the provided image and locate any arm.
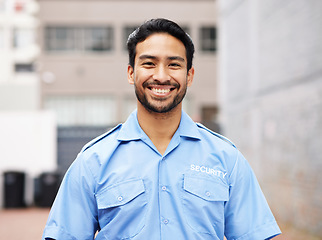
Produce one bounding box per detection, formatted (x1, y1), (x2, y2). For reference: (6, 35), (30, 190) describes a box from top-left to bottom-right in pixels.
(224, 151), (281, 240)
(42, 153), (99, 240)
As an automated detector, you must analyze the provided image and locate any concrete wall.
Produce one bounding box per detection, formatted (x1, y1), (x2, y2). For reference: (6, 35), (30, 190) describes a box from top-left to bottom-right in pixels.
(0, 111), (57, 207)
(218, 0), (322, 236)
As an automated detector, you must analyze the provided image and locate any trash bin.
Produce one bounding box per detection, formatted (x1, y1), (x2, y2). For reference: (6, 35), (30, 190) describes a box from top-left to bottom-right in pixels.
(34, 172), (61, 207)
(4, 171), (26, 208)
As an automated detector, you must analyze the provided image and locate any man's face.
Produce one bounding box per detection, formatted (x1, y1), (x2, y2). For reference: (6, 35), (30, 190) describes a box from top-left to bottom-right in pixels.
(128, 33), (194, 113)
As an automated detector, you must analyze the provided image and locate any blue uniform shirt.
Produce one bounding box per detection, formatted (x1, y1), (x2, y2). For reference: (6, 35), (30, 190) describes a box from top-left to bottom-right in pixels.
(43, 110), (281, 240)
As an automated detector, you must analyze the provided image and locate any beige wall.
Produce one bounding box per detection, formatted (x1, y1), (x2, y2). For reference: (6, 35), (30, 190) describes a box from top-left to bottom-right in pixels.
(38, 0), (218, 123)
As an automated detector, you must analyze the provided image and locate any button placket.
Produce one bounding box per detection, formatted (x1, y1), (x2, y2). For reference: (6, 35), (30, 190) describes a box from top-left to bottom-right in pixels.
(159, 155), (171, 229)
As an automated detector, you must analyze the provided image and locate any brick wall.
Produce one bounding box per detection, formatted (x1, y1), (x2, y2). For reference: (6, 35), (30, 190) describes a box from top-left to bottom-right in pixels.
(218, 0), (322, 236)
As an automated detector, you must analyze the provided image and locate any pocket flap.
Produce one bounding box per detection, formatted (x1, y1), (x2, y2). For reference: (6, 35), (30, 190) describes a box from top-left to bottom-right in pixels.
(96, 179), (145, 209)
(183, 175), (229, 201)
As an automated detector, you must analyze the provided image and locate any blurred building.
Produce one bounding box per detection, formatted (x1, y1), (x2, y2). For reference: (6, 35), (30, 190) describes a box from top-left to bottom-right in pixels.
(0, 0), (56, 208)
(0, 0), (39, 110)
(218, 0), (322, 236)
(37, 0), (219, 173)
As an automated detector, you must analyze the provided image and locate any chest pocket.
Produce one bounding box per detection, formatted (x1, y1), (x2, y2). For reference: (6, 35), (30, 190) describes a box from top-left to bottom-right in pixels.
(95, 179), (147, 240)
(181, 175), (229, 235)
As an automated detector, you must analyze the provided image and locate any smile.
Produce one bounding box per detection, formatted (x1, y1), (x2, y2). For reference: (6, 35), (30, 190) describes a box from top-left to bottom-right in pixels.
(151, 88), (171, 94)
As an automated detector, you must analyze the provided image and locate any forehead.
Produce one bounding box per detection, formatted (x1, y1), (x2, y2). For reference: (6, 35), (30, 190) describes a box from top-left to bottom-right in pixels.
(135, 33), (187, 62)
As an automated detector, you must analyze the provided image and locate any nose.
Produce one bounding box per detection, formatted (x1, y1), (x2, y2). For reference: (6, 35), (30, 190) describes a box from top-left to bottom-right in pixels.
(153, 65), (170, 82)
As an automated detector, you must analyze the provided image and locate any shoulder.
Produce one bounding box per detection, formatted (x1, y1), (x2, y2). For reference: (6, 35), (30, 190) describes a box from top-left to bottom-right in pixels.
(71, 124), (123, 181)
(196, 122), (236, 148)
(78, 123), (124, 167)
(196, 123), (240, 173)
(81, 124), (122, 153)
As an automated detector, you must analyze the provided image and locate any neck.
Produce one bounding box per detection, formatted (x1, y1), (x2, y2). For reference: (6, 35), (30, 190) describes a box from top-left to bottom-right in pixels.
(137, 103), (182, 155)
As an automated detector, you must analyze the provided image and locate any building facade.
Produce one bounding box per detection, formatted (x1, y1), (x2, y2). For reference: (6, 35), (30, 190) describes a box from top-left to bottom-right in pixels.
(0, 0), (56, 208)
(0, 0), (40, 110)
(37, 0), (219, 173)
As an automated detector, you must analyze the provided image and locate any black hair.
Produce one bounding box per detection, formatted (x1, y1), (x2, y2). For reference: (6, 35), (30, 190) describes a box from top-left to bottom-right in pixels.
(127, 18), (195, 71)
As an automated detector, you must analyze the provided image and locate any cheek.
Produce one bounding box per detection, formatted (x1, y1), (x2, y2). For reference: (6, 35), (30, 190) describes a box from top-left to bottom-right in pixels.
(135, 69), (152, 81)
(175, 73), (189, 85)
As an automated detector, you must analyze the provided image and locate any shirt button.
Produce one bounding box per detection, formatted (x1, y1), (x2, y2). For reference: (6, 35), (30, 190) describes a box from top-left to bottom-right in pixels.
(117, 196), (123, 201)
(206, 191), (211, 197)
(161, 186), (167, 191)
(163, 219), (169, 224)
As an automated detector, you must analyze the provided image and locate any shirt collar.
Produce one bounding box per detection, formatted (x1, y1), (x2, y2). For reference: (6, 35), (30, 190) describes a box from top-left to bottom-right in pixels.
(117, 110), (144, 141)
(177, 111), (201, 140)
(117, 109), (201, 141)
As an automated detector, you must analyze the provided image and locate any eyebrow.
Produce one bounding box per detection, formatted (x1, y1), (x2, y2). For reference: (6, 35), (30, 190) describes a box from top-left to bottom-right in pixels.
(138, 55), (157, 60)
(168, 56), (185, 62)
(138, 54), (185, 62)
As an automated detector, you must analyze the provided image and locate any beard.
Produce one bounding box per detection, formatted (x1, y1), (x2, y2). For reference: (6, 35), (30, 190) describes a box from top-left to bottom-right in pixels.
(134, 80), (187, 113)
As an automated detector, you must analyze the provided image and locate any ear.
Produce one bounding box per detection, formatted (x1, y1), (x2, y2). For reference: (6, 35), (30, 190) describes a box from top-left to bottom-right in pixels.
(127, 65), (134, 85)
(187, 66), (194, 87)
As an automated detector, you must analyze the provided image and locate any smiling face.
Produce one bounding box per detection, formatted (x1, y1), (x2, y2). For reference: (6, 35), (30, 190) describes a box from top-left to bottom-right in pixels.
(128, 33), (194, 114)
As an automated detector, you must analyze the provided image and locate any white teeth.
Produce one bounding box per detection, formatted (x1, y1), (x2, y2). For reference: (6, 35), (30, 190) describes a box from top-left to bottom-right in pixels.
(152, 88), (170, 94)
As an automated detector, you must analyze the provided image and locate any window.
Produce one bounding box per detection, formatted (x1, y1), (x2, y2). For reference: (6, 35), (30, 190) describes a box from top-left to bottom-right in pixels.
(85, 27), (113, 51)
(15, 63), (34, 72)
(200, 26), (216, 52)
(122, 95), (137, 121)
(45, 26), (113, 52)
(179, 25), (192, 41)
(44, 95), (116, 126)
(13, 28), (36, 49)
(181, 26), (190, 35)
(123, 25), (190, 50)
(45, 27), (75, 51)
(123, 25), (139, 50)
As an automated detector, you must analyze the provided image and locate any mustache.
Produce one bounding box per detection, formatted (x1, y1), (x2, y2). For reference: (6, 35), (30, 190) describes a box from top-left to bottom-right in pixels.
(142, 80), (180, 88)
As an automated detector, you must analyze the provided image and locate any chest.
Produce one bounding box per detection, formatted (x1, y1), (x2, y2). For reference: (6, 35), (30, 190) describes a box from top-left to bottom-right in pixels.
(94, 140), (230, 239)
(96, 140), (229, 192)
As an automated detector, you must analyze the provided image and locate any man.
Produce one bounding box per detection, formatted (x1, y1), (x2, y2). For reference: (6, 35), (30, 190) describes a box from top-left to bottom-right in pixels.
(42, 18), (281, 240)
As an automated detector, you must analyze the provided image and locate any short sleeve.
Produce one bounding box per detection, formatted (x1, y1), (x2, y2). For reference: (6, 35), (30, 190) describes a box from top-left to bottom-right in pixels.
(224, 151), (281, 240)
(42, 153), (99, 240)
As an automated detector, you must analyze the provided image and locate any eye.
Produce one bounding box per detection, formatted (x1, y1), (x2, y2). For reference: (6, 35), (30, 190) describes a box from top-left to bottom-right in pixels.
(169, 63), (181, 68)
(142, 61), (155, 66)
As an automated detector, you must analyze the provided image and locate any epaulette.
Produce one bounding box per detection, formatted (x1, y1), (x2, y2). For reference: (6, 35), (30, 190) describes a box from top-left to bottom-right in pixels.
(81, 124), (122, 152)
(196, 123), (236, 148)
